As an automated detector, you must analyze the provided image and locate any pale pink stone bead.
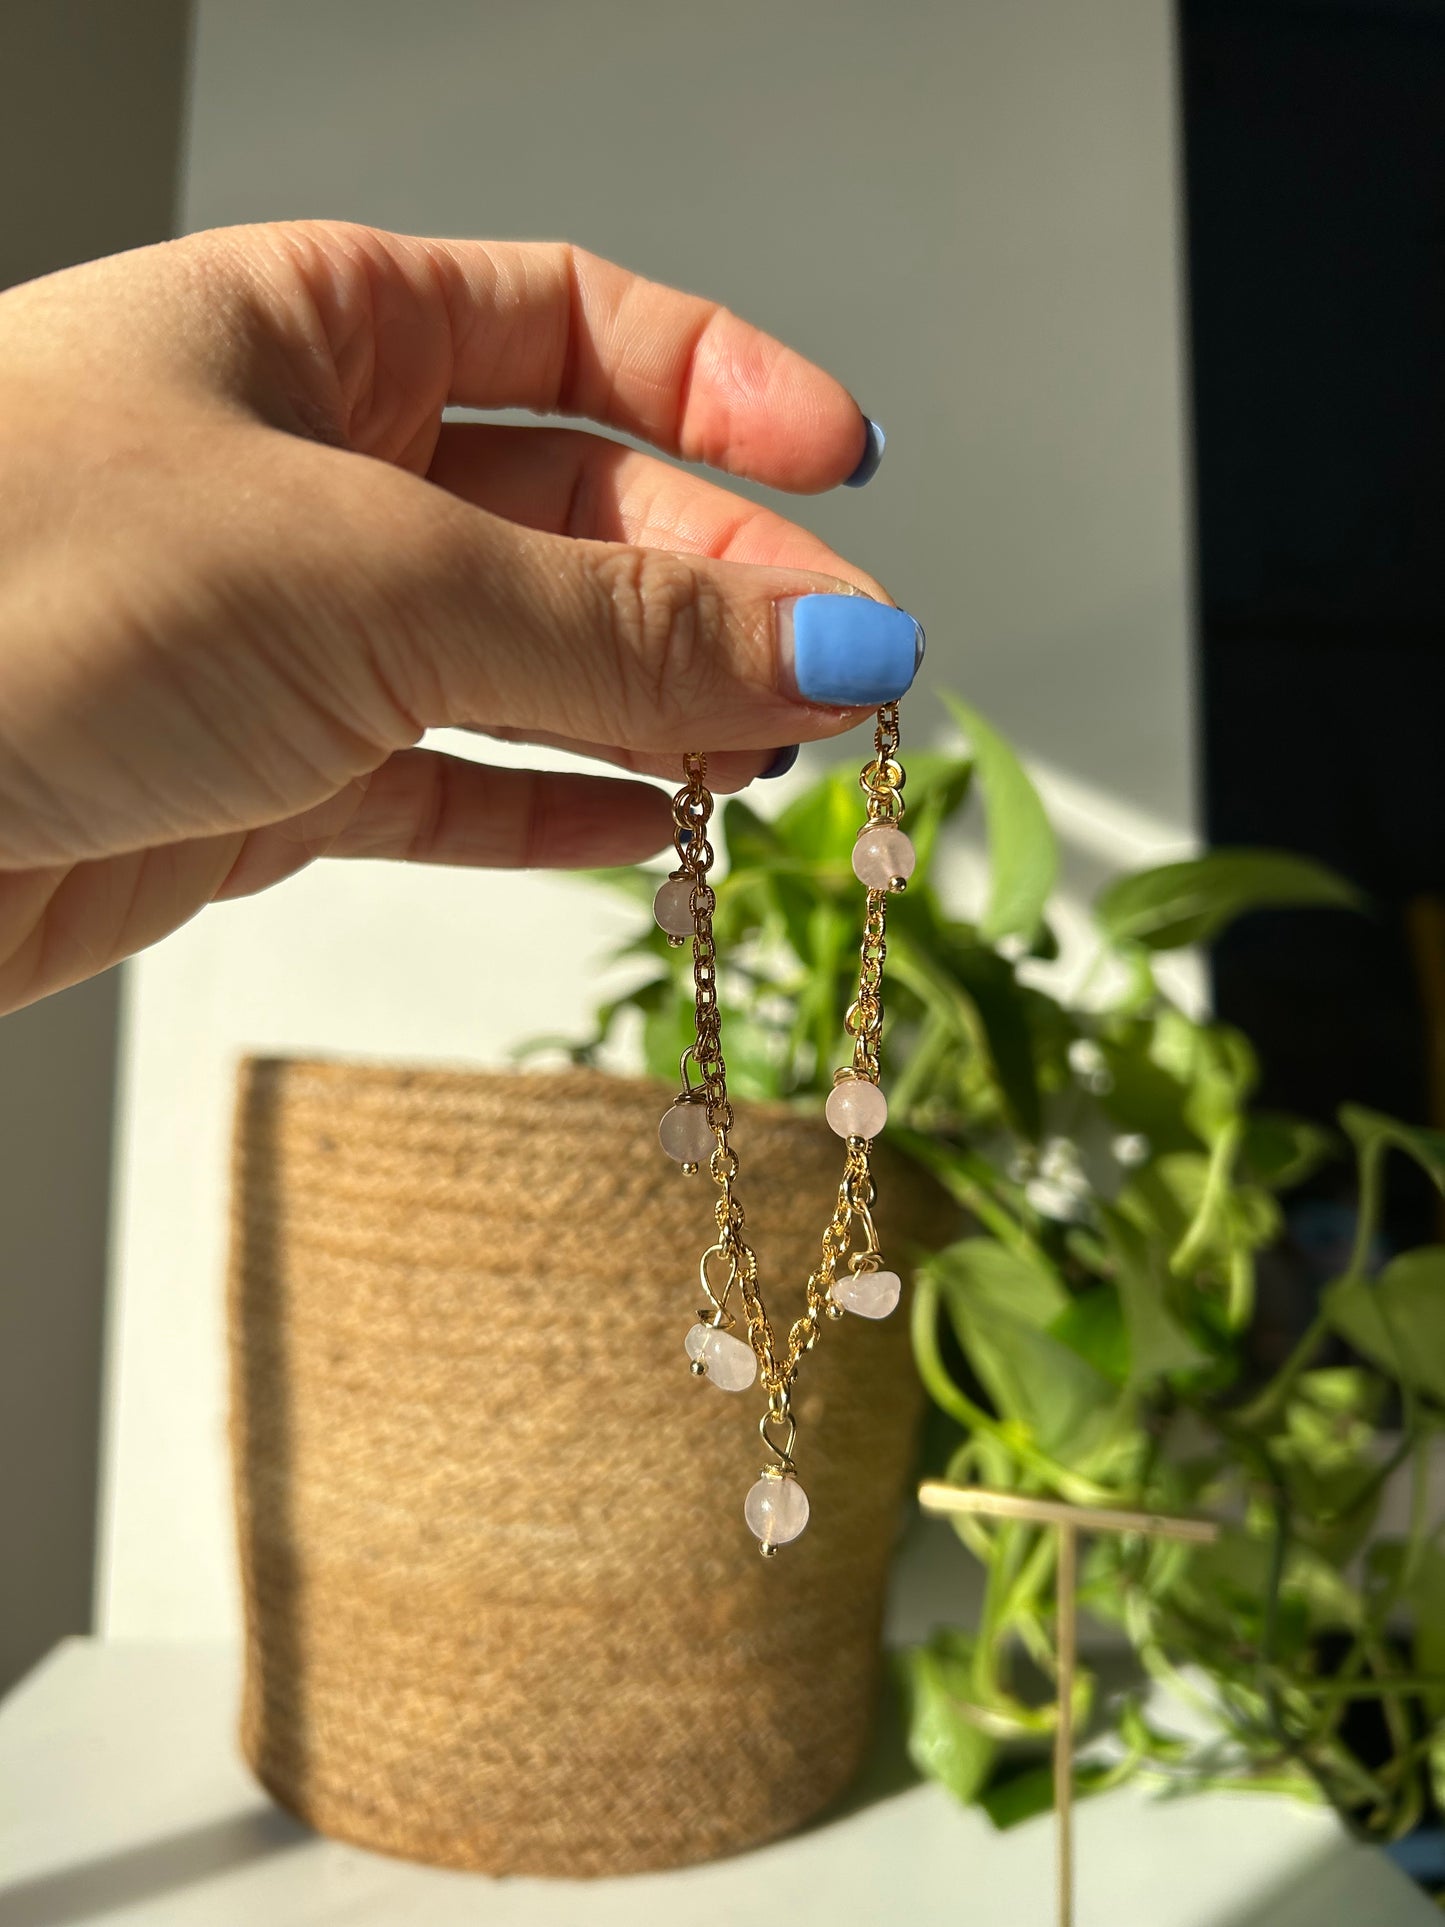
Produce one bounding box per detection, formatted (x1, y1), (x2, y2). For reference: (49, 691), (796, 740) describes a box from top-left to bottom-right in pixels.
(744, 1473), (810, 1547)
(833, 1269), (902, 1319)
(653, 875), (697, 937)
(683, 1322), (757, 1391)
(658, 1099), (716, 1163)
(825, 1078), (888, 1140)
(852, 824), (916, 890)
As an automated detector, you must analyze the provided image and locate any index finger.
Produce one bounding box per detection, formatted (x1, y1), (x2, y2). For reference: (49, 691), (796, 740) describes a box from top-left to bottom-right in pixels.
(243, 223), (876, 492)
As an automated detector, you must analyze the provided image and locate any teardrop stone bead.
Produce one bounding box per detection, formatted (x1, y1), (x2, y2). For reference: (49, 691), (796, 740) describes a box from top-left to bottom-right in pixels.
(653, 876), (697, 937)
(658, 1099), (715, 1164)
(833, 1268), (902, 1319)
(852, 824), (916, 890)
(825, 1079), (887, 1140)
(683, 1322), (757, 1392)
(744, 1473), (810, 1548)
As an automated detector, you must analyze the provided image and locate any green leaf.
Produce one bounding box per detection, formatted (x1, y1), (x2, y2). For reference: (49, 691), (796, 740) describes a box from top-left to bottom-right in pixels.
(1340, 1105), (1445, 1196)
(888, 931), (1042, 1140)
(900, 751), (975, 876)
(1095, 849), (1362, 953)
(929, 1241), (1120, 1460)
(718, 794), (782, 870)
(1274, 1370), (1386, 1533)
(640, 995), (695, 1084)
(948, 945), (1043, 1142)
(896, 1638), (997, 1805)
(941, 693), (1057, 943)
(1050, 1284), (1130, 1384)
(1325, 1248), (1445, 1403)
(1150, 1009), (1257, 1142)
(1117, 1154), (1211, 1248)
(1402, 1545), (1445, 1726)
(773, 771), (862, 867)
(1240, 1113), (1338, 1192)
(1100, 1209), (1209, 1381)
(979, 1760), (1118, 1830)
(932, 1238), (1069, 1326)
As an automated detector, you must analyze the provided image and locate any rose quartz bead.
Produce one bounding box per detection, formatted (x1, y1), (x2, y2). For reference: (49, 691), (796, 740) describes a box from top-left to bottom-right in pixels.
(658, 1099), (715, 1163)
(744, 1473), (810, 1547)
(825, 1079), (887, 1140)
(653, 875), (697, 938)
(833, 1268), (902, 1319)
(852, 824), (916, 891)
(683, 1322), (757, 1391)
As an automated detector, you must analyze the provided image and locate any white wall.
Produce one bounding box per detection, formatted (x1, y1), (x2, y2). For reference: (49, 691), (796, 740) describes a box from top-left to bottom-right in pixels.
(98, 0), (1197, 1638)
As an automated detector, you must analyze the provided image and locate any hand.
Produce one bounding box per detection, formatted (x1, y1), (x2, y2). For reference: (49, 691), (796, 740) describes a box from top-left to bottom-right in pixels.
(0, 222), (923, 1011)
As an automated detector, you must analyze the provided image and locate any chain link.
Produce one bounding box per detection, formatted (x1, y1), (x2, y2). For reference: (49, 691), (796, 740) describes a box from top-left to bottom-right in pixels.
(670, 713), (903, 1428)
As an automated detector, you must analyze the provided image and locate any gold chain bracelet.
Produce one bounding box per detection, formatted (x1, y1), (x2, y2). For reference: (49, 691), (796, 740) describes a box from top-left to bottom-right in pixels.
(650, 703), (915, 1555)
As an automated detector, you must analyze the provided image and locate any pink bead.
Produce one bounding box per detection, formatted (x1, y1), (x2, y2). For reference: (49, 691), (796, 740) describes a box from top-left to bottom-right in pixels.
(653, 875), (697, 938)
(744, 1473), (809, 1547)
(852, 825), (916, 891)
(659, 1099), (715, 1163)
(825, 1079), (887, 1140)
(833, 1269), (901, 1319)
(684, 1322), (757, 1391)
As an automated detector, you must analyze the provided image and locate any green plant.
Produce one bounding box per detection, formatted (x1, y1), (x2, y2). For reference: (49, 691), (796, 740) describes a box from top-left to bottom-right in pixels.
(554, 697), (1445, 1844)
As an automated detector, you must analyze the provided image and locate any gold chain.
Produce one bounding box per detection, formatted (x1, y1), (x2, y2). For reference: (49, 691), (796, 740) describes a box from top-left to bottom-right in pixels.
(665, 708), (906, 1544)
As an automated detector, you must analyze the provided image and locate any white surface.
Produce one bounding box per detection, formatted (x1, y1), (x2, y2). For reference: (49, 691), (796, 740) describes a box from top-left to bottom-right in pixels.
(2, 1639), (1435, 1927)
(101, 0), (1200, 1640)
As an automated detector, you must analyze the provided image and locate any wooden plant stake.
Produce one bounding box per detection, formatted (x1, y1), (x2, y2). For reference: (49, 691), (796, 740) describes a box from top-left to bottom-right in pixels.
(917, 1482), (1220, 1927)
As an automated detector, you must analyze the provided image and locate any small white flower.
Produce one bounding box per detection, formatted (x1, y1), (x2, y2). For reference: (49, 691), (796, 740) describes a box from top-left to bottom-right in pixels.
(1067, 1037), (1114, 1096)
(1112, 1132), (1151, 1168)
(1067, 1038), (1105, 1078)
(1038, 1135), (1084, 1182)
(1025, 1175), (1090, 1222)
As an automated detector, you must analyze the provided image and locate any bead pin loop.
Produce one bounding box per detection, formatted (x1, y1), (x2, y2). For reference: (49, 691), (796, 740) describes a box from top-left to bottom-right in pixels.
(652, 701), (909, 1553)
(758, 1406), (798, 1473)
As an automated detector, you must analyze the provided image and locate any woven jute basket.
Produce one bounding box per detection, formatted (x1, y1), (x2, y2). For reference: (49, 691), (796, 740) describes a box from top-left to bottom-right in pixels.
(229, 1058), (951, 1877)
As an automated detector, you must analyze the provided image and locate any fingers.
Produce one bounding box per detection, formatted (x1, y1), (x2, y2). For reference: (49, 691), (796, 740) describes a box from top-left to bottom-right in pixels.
(0, 751), (675, 1009)
(465, 725), (786, 794)
(426, 423), (880, 585)
(207, 223), (872, 489)
(212, 749), (675, 900)
(358, 455), (925, 755)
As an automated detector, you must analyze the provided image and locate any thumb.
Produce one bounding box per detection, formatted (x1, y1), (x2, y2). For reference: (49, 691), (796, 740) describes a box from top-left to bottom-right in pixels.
(371, 482), (926, 754)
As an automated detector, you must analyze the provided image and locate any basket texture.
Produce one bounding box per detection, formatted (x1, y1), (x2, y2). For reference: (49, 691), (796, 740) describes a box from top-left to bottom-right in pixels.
(229, 1058), (949, 1876)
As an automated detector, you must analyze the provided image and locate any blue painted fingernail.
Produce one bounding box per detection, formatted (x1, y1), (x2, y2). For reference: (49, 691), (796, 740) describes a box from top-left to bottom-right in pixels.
(843, 417), (886, 488)
(759, 745), (800, 779)
(777, 596), (924, 706)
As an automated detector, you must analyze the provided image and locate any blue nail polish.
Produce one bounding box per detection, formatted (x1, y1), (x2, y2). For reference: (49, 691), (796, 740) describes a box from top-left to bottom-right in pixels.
(843, 418), (886, 488)
(759, 745), (800, 779)
(779, 596), (924, 706)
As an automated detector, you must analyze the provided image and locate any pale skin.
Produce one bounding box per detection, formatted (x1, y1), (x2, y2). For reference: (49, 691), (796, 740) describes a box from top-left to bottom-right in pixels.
(0, 221), (895, 1014)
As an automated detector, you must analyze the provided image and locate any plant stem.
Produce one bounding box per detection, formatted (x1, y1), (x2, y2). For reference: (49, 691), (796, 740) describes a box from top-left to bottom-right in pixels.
(1299, 1674), (1445, 1702)
(1171, 1118), (1243, 1281)
(1234, 1307), (1332, 1429)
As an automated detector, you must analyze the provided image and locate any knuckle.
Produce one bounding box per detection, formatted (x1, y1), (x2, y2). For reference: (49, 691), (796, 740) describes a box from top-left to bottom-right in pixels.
(592, 546), (725, 725)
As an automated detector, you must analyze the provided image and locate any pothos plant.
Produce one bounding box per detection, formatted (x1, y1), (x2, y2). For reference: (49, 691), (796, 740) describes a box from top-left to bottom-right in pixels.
(550, 694), (1445, 1845)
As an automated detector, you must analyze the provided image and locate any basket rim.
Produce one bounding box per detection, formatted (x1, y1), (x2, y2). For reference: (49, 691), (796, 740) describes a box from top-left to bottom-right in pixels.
(236, 1053), (825, 1130)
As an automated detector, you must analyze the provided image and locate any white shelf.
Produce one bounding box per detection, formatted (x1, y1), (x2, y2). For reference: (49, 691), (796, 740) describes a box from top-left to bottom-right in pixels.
(1, 1638), (1434, 1926)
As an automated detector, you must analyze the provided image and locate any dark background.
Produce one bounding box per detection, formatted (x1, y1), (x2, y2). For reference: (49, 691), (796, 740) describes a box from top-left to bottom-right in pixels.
(1182, 0), (1445, 1269)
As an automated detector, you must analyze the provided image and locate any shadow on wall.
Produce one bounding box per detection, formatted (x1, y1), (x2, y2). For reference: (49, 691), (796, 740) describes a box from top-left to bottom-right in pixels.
(0, 0), (191, 1694)
(1209, 1833), (1431, 1927)
(227, 1061), (306, 1828)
